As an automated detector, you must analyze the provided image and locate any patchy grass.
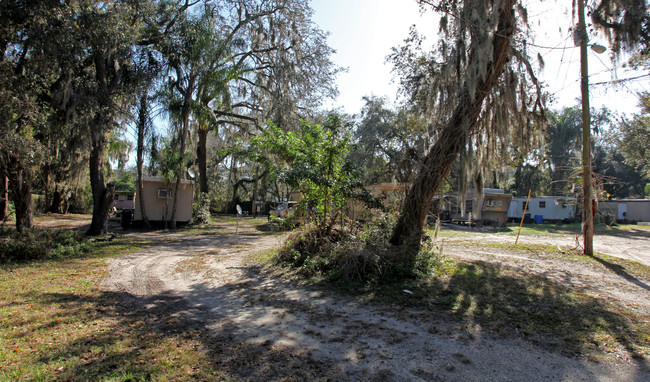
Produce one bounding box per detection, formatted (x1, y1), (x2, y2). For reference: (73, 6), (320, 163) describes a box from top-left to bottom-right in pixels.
(432, 222), (650, 238)
(475, 241), (650, 282)
(0, 234), (232, 381)
(180, 216), (272, 236)
(1, 216), (309, 381)
(275, 220), (649, 362)
(504, 222), (650, 237)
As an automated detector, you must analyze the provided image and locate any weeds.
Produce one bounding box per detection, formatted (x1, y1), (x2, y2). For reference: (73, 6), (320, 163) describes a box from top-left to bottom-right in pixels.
(192, 193), (212, 225)
(0, 228), (90, 264)
(275, 213), (440, 283)
(268, 216), (298, 231)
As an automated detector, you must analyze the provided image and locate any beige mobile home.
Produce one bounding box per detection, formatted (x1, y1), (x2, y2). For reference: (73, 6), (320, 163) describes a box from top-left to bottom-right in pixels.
(345, 182), (409, 220)
(599, 199), (650, 223)
(134, 177), (194, 224)
(439, 189), (513, 226)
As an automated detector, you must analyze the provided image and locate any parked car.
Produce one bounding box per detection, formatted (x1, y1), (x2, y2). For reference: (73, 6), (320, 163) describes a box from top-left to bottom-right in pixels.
(269, 201), (298, 218)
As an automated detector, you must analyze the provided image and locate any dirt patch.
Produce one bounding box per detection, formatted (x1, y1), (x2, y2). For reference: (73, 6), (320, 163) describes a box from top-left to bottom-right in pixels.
(101, 222), (650, 381)
(443, 228), (650, 267)
(32, 213), (94, 231)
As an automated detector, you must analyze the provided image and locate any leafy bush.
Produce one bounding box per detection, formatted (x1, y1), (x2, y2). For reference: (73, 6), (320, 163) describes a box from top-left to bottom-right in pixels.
(0, 228), (90, 263)
(268, 216), (298, 231)
(250, 116), (378, 234)
(275, 213), (439, 284)
(193, 193), (212, 225)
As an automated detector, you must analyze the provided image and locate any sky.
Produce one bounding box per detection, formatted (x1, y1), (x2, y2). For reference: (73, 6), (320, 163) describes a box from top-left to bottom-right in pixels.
(309, 0), (649, 117)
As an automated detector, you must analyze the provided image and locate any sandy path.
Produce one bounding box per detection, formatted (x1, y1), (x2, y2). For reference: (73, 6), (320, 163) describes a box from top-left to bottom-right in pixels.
(101, 226), (650, 381)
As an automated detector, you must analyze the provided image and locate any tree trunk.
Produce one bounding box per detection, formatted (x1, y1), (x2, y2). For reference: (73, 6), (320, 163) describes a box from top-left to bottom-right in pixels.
(390, 0), (516, 246)
(197, 128), (209, 193)
(0, 173), (7, 222)
(86, 116), (114, 236)
(578, 0), (594, 256)
(251, 167), (259, 216)
(169, 74), (197, 229)
(43, 170), (50, 214)
(50, 187), (62, 213)
(137, 94), (151, 229)
(169, 111), (190, 229)
(8, 166), (33, 232)
(86, 49), (122, 236)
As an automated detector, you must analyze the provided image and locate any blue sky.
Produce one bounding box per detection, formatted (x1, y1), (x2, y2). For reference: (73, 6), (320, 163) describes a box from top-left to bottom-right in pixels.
(309, 0), (649, 117)
(310, 0), (437, 114)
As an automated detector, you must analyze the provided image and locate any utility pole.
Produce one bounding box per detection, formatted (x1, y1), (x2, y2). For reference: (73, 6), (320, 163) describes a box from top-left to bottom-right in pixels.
(578, 0), (593, 256)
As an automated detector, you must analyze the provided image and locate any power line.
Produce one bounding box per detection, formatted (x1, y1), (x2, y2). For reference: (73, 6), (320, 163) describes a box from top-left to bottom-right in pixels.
(591, 73), (650, 86)
(592, 53), (645, 100)
(527, 42), (575, 50)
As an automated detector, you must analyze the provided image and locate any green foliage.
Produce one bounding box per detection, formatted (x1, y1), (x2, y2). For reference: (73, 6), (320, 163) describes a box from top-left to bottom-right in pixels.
(617, 94), (650, 178)
(251, 115), (376, 233)
(192, 193), (211, 225)
(268, 216), (298, 231)
(112, 172), (136, 192)
(544, 107), (582, 195)
(351, 97), (437, 185)
(593, 139), (649, 198)
(0, 228), (90, 263)
(154, 136), (182, 185)
(275, 212), (439, 284)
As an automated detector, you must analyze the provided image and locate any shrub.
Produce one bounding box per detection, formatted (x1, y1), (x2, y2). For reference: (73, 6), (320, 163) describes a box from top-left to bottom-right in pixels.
(0, 228), (90, 263)
(275, 213), (440, 284)
(193, 193), (212, 225)
(268, 216), (298, 231)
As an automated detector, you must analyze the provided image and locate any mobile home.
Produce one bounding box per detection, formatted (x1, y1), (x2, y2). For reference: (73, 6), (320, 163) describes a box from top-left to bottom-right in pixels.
(439, 189), (513, 226)
(508, 196), (577, 222)
(345, 182), (409, 220)
(112, 191), (135, 214)
(133, 177), (194, 225)
(599, 199), (650, 223)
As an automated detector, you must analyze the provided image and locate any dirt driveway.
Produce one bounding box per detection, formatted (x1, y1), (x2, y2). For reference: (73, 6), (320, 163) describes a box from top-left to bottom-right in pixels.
(441, 226), (650, 267)
(101, 221), (650, 381)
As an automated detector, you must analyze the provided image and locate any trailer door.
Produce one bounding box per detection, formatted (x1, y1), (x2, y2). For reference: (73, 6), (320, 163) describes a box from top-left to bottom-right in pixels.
(618, 203), (627, 220)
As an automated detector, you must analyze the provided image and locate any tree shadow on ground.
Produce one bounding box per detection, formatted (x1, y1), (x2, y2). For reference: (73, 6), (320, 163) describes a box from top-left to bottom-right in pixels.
(589, 254), (650, 291)
(409, 260), (649, 366)
(33, 289), (341, 381)
(24, 256), (650, 381)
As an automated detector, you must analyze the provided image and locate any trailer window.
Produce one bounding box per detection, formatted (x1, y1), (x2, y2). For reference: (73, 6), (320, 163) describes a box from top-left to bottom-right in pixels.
(539, 201), (546, 208)
(158, 188), (172, 199)
(486, 199), (502, 208)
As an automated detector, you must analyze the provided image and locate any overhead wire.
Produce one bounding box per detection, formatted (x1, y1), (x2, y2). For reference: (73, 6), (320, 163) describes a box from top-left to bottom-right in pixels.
(591, 52), (647, 102)
(591, 73), (650, 86)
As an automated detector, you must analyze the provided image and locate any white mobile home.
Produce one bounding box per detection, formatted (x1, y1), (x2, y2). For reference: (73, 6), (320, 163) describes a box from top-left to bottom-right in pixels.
(508, 197), (577, 222)
(134, 177), (194, 225)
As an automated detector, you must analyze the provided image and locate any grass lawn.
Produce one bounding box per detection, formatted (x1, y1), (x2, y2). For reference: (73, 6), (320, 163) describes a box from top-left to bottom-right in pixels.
(0, 233), (231, 381)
